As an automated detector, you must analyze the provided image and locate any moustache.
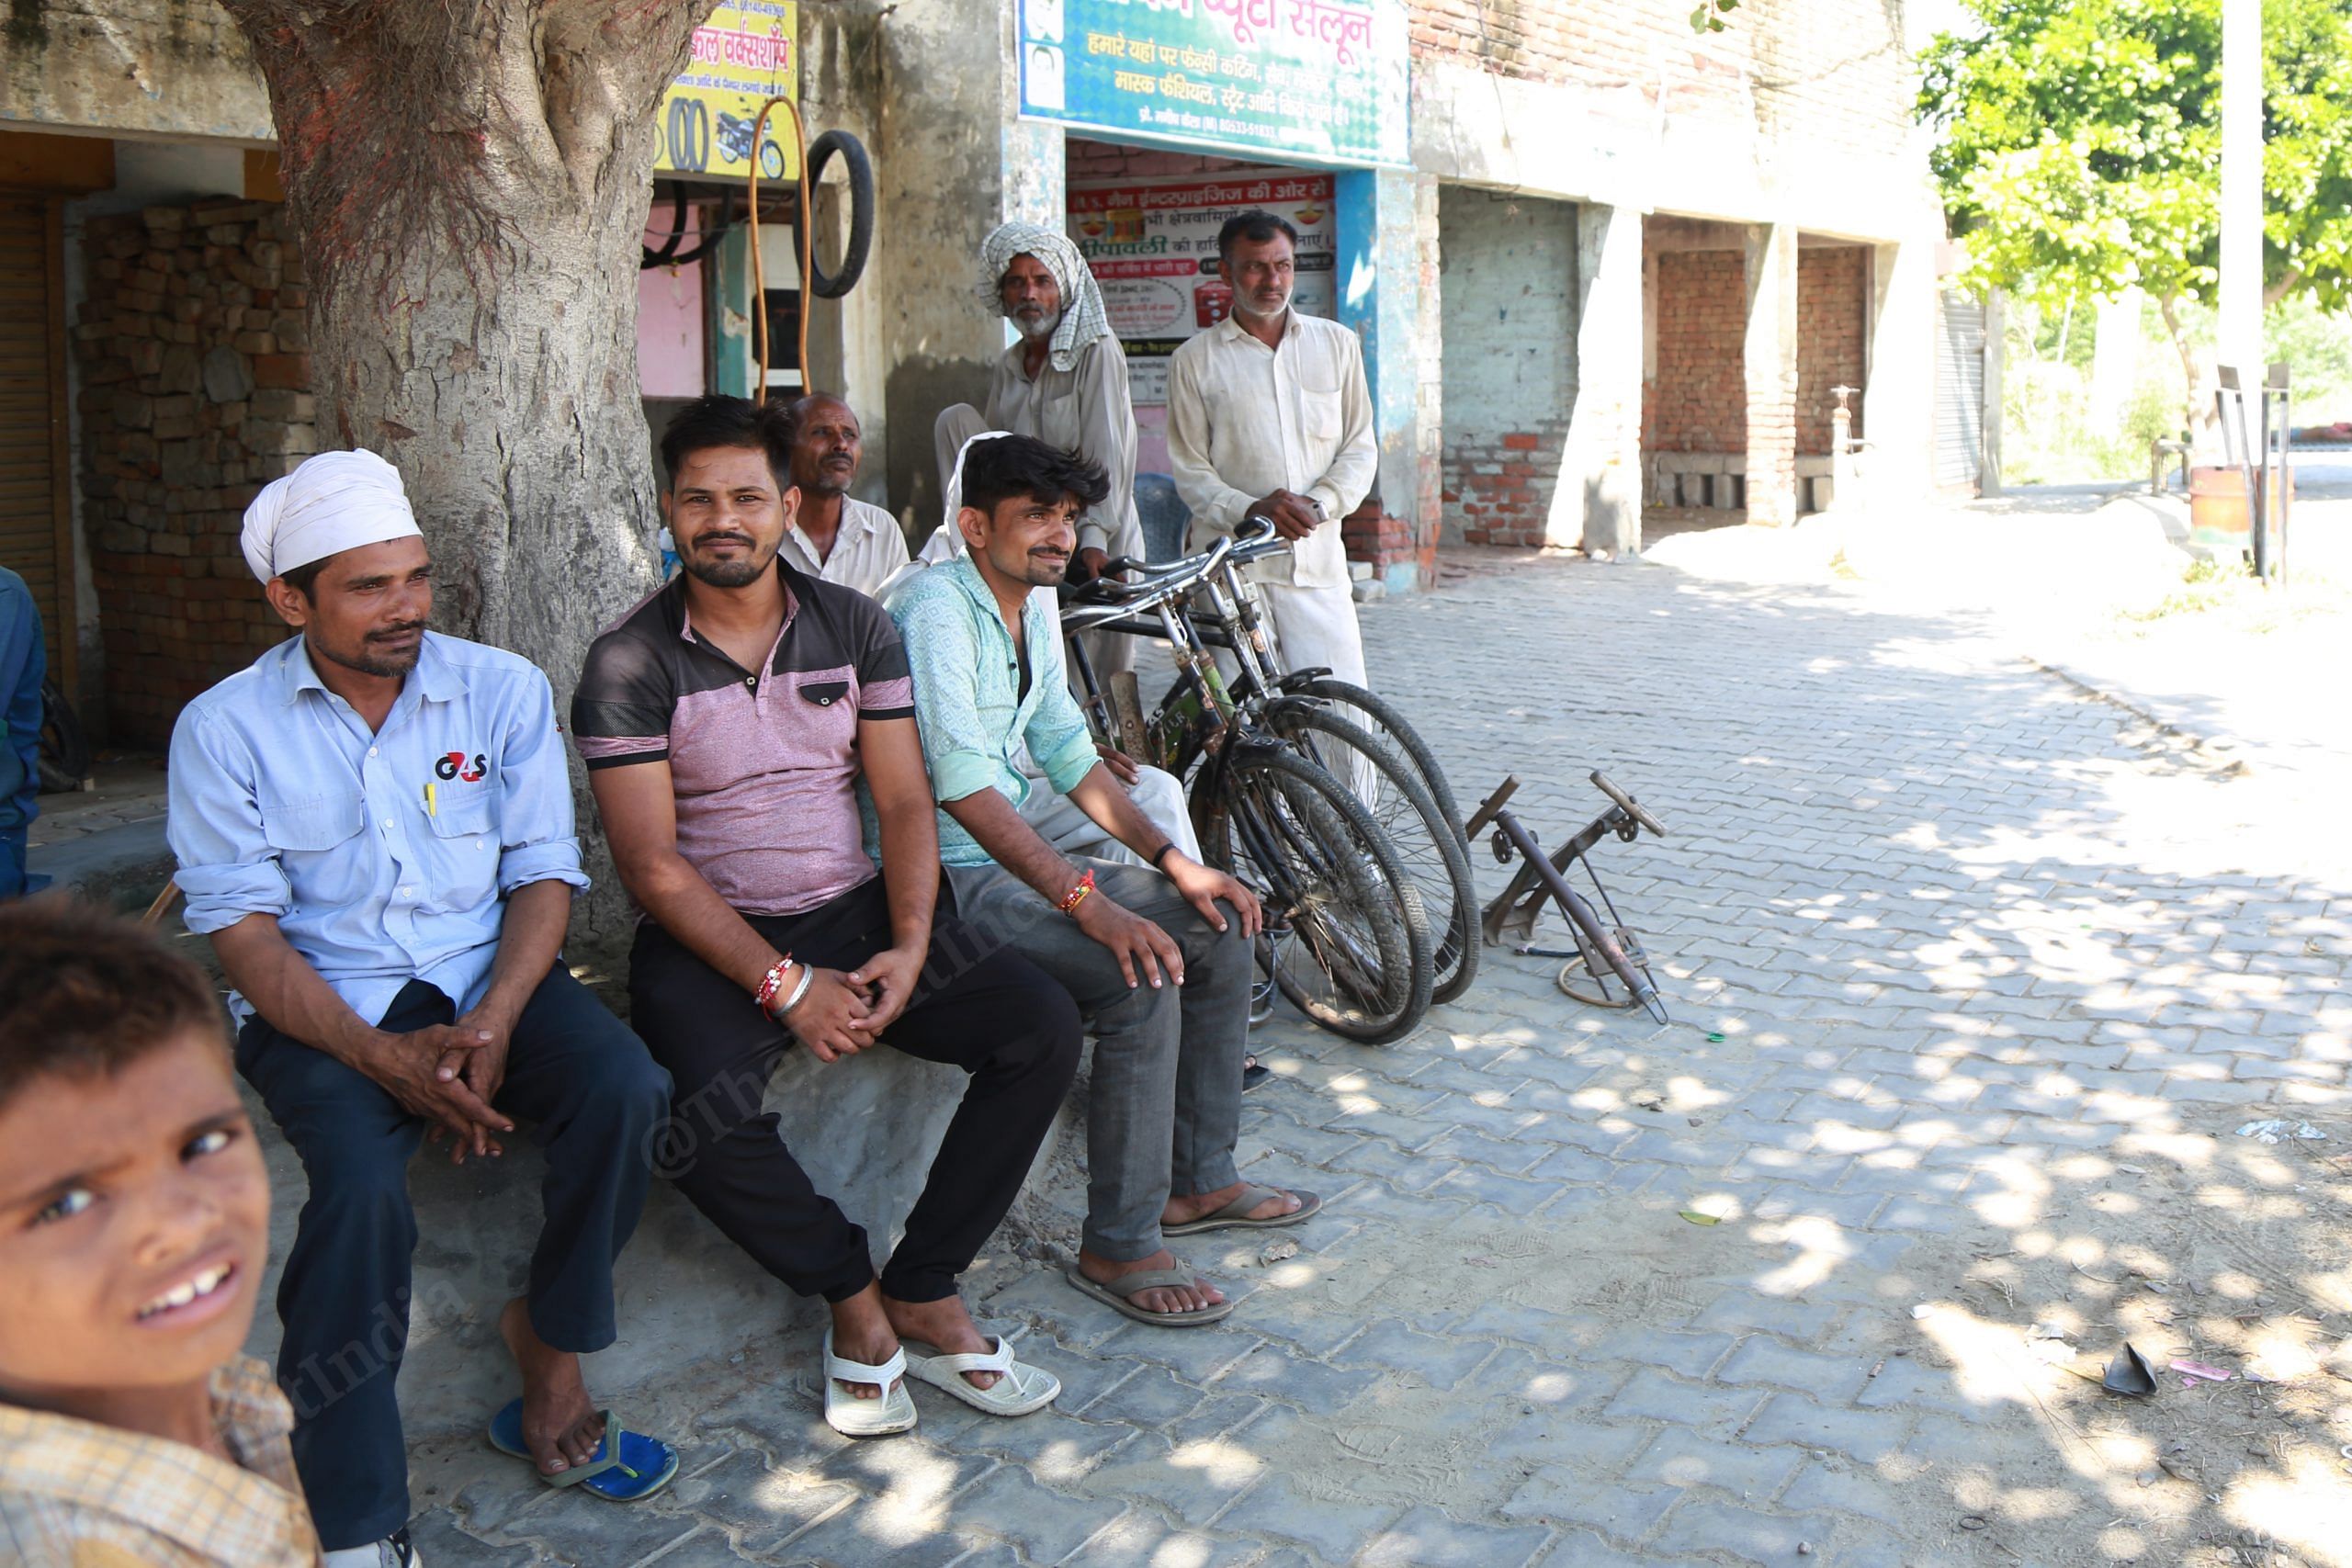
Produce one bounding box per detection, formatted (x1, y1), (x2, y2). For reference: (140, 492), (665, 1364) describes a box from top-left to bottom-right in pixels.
(368, 622), (427, 641)
(691, 533), (756, 550)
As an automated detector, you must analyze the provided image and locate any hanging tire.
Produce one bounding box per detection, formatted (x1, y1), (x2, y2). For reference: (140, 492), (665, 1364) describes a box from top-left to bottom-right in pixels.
(37, 676), (89, 794)
(797, 129), (873, 299)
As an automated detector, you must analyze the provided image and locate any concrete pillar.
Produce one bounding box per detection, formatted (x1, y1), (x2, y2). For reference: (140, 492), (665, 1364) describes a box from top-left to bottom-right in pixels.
(1564, 201), (1645, 557)
(1337, 167), (1438, 590)
(1743, 221), (1799, 527)
(1864, 238), (1938, 503)
(875, 0), (1063, 526)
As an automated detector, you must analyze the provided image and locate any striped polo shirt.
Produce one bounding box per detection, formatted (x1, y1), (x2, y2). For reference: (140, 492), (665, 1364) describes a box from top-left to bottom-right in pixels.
(571, 558), (916, 918)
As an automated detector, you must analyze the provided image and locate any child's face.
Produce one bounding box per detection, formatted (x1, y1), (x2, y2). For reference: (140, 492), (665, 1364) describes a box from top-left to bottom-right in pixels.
(0, 1031), (269, 1399)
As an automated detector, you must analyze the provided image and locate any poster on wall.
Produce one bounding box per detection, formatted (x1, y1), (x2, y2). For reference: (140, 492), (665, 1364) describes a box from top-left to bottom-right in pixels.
(1018, 0), (1408, 169)
(1068, 170), (1337, 471)
(653, 0), (800, 180)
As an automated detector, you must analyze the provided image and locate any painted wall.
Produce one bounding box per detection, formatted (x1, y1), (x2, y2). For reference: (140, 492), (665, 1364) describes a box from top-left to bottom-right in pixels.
(637, 203), (707, 399)
(1436, 187), (1578, 548)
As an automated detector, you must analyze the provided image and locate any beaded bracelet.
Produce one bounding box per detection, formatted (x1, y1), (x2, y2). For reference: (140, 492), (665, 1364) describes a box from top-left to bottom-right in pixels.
(753, 954), (796, 1012)
(1057, 868), (1097, 918)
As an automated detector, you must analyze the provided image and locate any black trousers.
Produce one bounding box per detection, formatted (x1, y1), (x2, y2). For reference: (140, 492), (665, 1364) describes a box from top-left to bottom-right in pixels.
(628, 875), (1080, 1304)
(236, 964), (670, 1550)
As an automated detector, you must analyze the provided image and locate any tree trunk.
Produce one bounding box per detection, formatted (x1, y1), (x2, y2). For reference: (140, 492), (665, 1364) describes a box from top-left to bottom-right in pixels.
(216, 0), (710, 935)
(2155, 292), (2211, 445)
(218, 0), (707, 649)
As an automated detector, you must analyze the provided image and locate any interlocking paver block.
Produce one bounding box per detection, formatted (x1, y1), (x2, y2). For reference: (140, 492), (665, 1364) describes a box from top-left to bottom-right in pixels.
(1650, 1497), (1833, 1566)
(1357, 1504), (1555, 1567)
(1740, 1392), (1910, 1463)
(1602, 1367), (1765, 1430)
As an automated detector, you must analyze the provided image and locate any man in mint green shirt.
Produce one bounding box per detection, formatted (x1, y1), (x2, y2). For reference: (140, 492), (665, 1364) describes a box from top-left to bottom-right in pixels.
(887, 434), (1317, 1329)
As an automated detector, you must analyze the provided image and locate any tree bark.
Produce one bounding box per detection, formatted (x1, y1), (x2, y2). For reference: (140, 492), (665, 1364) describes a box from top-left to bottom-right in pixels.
(216, 0), (712, 935)
(2155, 292), (2210, 442)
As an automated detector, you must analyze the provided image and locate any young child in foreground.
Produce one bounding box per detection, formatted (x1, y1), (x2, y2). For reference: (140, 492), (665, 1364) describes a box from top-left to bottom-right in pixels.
(0, 897), (321, 1566)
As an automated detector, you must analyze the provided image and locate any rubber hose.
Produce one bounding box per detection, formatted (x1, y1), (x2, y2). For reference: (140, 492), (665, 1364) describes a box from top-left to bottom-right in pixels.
(795, 129), (873, 299)
(639, 181), (690, 270)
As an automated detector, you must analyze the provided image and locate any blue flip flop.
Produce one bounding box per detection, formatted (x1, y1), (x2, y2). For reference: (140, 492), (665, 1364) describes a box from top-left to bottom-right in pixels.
(486, 1400), (679, 1502)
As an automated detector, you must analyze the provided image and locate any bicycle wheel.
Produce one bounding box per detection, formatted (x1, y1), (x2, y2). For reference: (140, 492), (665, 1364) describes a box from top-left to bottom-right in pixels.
(1261, 705), (1480, 1005)
(1202, 746), (1432, 1044)
(1278, 677), (1464, 844)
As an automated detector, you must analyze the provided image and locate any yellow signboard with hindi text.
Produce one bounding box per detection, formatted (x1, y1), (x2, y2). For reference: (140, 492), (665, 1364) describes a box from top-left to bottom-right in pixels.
(653, 0), (800, 181)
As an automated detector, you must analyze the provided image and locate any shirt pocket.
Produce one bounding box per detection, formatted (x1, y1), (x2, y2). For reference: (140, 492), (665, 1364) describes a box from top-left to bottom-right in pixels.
(258, 793), (368, 910)
(419, 795), (499, 912)
(1298, 375), (1344, 445)
(789, 672), (858, 757)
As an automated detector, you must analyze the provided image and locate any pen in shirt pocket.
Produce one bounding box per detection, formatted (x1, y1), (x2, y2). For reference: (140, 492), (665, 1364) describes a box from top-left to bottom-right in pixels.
(423, 782), (438, 818)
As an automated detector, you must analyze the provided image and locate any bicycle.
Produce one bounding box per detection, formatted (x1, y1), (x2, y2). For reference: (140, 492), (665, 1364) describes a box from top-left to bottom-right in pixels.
(1465, 772), (1670, 1025)
(1138, 520), (1478, 1005)
(1060, 533), (1435, 1043)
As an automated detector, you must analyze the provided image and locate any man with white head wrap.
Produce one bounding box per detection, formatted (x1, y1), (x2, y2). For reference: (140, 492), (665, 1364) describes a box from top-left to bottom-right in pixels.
(168, 450), (681, 1563)
(933, 224), (1145, 655)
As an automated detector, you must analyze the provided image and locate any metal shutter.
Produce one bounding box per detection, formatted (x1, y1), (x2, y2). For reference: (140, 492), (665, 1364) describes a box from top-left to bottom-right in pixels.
(1935, 289), (1985, 493)
(0, 196), (72, 682)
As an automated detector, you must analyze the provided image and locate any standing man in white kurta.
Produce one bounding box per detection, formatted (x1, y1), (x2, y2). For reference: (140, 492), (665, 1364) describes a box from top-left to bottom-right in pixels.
(1165, 210), (1378, 724)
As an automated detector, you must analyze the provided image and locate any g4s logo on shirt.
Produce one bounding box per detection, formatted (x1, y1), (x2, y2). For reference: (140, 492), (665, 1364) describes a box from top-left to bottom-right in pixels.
(435, 750), (489, 783)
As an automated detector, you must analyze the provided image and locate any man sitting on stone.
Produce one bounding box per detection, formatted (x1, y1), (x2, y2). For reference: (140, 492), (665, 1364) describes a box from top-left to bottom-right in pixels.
(771, 392), (909, 597)
(166, 450), (681, 1565)
(573, 395), (1079, 1435)
(888, 433), (1317, 1328)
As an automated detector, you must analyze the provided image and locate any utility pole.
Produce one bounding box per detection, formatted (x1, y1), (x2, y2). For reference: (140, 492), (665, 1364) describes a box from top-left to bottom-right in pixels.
(2217, 0), (2263, 383)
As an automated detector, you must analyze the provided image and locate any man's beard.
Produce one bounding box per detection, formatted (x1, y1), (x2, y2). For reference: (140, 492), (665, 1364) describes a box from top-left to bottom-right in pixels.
(316, 626), (424, 679)
(1012, 306), (1062, 342)
(1234, 282), (1294, 322)
(797, 465), (853, 500)
(681, 531), (775, 588)
(684, 552), (770, 589)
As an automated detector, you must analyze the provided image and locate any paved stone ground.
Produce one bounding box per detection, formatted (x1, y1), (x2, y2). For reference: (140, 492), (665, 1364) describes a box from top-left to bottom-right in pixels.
(385, 547), (2350, 1566)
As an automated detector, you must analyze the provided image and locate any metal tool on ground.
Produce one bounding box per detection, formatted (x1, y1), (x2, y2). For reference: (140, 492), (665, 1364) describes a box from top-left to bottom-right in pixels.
(1465, 772), (1669, 1025)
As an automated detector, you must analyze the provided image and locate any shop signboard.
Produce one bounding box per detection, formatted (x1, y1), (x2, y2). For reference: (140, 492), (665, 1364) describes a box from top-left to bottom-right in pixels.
(1068, 171), (1336, 466)
(1019, 0), (1408, 169)
(653, 0), (800, 180)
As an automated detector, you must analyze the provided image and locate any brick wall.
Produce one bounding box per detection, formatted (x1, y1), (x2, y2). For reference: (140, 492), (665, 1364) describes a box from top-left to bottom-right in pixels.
(75, 198), (317, 747)
(1795, 246), (1868, 455)
(1643, 248), (1747, 457)
(1065, 139), (1262, 181)
(1408, 0), (1911, 147)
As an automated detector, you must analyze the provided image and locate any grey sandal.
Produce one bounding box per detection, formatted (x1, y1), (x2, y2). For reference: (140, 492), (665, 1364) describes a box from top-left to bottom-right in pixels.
(1063, 1265), (1235, 1326)
(1161, 1184), (1321, 1237)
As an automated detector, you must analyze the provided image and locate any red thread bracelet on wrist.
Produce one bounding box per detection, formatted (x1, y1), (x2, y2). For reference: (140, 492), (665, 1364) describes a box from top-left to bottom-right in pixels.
(1057, 868), (1096, 917)
(753, 954), (796, 1011)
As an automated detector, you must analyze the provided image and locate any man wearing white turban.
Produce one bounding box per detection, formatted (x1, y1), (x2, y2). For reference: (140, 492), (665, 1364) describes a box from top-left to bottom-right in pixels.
(933, 223), (1145, 626)
(166, 450), (683, 1563)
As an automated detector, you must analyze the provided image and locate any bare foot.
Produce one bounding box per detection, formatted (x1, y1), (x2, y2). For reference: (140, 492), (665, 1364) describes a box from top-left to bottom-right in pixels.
(1078, 1247), (1226, 1317)
(497, 1298), (604, 1476)
(1163, 1181), (1303, 1228)
(828, 1285), (907, 1403)
(883, 1292), (1001, 1393)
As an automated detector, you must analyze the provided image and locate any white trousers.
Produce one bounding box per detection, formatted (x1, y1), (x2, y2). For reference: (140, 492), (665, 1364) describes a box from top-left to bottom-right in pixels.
(1257, 577), (1377, 801)
(1016, 762), (1201, 866)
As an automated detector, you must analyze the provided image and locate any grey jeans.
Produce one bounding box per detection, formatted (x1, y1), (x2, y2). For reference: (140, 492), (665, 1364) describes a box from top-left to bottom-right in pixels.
(944, 856), (1250, 1260)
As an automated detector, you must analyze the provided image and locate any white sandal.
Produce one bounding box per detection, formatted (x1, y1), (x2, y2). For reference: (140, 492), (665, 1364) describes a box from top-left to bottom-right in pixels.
(899, 1336), (1061, 1417)
(820, 1329), (918, 1438)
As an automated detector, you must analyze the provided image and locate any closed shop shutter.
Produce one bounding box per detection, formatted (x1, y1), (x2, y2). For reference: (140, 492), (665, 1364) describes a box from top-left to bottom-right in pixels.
(1935, 289), (1985, 493)
(0, 195), (72, 684)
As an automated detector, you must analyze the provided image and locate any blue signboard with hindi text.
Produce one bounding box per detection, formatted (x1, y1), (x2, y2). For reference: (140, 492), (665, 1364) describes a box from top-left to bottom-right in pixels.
(1018, 0), (1408, 169)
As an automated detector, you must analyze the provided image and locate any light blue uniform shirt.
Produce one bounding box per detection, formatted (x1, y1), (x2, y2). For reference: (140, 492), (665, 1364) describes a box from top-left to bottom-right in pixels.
(167, 631), (588, 1026)
(885, 556), (1099, 868)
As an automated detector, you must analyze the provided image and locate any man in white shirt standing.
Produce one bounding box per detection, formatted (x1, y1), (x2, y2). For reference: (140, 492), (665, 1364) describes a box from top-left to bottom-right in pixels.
(1166, 210), (1378, 713)
(774, 393), (910, 598)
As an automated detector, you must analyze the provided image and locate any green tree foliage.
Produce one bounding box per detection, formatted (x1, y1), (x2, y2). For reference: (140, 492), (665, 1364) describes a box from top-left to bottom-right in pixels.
(1919, 0), (2352, 408)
